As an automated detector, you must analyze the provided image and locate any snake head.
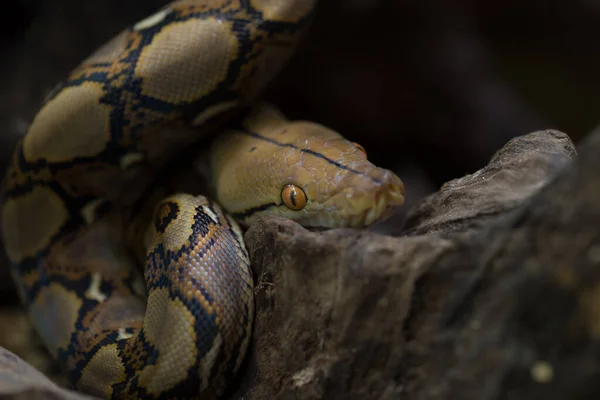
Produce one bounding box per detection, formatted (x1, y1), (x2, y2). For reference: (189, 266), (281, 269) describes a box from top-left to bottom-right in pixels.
(211, 104), (405, 228)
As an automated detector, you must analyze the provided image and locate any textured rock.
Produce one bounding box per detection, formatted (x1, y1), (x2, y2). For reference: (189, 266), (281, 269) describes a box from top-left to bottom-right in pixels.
(4, 127), (600, 399)
(399, 128), (600, 400)
(404, 129), (576, 235)
(232, 219), (450, 399)
(231, 129), (590, 399)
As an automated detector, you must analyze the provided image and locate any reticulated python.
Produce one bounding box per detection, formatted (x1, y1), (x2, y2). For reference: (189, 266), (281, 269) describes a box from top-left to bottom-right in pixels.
(0, 1), (405, 399)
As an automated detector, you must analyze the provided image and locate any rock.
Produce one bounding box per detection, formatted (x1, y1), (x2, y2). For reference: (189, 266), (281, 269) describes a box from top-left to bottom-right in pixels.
(233, 219), (451, 399)
(4, 127), (600, 399)
(399, 128), (600, 400)
(404, 129), (575, 235)
(231, 128), (592, 399)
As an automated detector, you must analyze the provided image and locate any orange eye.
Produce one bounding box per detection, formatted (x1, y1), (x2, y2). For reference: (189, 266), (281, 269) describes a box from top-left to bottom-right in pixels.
(352, 142), (367, 158)
(281, 184), (307, 211)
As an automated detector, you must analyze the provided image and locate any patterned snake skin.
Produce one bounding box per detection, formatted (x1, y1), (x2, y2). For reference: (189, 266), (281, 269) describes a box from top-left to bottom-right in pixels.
(0, 1), (405, 398)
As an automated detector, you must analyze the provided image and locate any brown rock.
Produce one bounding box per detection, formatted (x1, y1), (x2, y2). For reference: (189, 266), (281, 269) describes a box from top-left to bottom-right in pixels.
(404, 129), (576, 235)
(230, 128), (597, 399)
(232, 219), (450, 399)
(400, 128), (600, 400)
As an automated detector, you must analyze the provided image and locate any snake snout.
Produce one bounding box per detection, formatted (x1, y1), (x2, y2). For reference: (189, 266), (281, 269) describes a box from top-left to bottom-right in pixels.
(333, 168), (405, 227)
(361, 169), (405, 226)
(379, 171), (405, 206)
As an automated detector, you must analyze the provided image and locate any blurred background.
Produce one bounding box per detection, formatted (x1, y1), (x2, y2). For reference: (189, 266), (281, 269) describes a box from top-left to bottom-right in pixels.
(0, 0), (598, 384)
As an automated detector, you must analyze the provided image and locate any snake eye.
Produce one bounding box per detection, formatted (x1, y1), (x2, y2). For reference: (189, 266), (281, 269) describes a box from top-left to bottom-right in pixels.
(281, 184), (307, 210)
(352, 142), (367, 158)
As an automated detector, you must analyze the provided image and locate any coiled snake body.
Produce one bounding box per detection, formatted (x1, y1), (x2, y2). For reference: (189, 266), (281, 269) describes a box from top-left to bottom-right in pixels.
(0, 1), (405, 398)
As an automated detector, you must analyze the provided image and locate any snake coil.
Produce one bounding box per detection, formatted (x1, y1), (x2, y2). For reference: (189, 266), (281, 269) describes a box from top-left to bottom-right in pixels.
(0, 1), (405, 398)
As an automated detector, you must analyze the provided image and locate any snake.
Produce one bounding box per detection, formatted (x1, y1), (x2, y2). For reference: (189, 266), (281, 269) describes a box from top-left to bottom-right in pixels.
(0, 1), (405, 399)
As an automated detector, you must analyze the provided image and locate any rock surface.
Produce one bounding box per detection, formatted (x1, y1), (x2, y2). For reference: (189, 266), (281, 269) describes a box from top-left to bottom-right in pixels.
(230, 129), (592, 399)
(4, 128), (600, 399)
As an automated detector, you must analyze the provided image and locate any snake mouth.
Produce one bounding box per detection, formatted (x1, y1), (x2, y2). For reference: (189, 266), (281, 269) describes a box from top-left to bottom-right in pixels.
(361, 179), (405, 226)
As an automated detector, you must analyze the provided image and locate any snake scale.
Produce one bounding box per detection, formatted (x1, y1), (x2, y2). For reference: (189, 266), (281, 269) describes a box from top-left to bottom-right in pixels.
(0, 1), (405, 399)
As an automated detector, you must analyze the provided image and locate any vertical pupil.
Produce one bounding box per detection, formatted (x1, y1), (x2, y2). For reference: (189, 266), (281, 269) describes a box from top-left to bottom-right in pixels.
(290, 187), (297, 206)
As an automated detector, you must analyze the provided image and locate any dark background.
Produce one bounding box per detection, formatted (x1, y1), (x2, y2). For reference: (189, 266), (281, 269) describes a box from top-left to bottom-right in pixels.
(0, 0), (598, 358)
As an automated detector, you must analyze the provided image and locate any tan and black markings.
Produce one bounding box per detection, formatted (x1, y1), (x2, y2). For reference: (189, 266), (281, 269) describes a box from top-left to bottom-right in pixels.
(1, 0), (406, 399)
